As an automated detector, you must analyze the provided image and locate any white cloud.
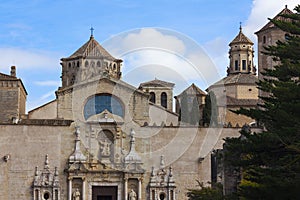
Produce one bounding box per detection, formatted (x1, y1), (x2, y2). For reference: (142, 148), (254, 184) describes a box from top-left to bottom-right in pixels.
(0, 48), (59, 71)
(243, 0), (299, 42)
(104, 28), (222, 92)
(34, 80), (61, 87)
(106, 28), (186, 56)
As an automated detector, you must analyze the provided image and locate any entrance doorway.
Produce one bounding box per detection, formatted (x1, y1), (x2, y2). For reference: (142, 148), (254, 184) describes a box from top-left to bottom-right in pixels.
(97, 196), (112, 200)
(92, 186), (117, 200)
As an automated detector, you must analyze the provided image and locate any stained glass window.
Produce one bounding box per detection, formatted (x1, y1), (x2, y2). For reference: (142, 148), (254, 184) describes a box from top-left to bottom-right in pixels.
(84, 94), (124, 120)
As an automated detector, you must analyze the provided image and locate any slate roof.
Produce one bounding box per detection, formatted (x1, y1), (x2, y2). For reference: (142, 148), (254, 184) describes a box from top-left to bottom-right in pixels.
(139, 78), (175, 88)
(255, 5), (294, 34)
(209, 73), (258, 88)
(63, 36), (121, 61)
(230, 27), (253, 45)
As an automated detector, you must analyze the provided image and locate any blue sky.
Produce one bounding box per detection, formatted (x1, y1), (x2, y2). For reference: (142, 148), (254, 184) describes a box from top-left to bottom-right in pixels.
(0, 0), (298, 111)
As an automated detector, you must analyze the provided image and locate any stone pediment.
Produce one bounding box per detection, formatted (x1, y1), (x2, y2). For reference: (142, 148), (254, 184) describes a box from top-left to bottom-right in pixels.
(86, 109), (124, 123)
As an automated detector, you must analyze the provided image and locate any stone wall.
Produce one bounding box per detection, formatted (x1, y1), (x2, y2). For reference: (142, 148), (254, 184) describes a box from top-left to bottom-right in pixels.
(0, 123), (241, 199)
(28, 100), (57, 119)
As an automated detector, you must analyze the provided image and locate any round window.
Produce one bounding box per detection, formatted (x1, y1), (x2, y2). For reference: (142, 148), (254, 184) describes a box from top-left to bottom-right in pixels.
(43, 192), (50, 200)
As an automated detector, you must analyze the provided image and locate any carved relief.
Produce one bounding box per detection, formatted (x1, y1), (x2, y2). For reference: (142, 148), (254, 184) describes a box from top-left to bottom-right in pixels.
(33, 155), (60, 200)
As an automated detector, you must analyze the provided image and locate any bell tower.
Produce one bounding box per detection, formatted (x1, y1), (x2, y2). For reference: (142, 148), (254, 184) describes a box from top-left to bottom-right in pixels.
(227, 25), (256, 75)
(60, 29), (123, 88)
(255, 5), (293, 80)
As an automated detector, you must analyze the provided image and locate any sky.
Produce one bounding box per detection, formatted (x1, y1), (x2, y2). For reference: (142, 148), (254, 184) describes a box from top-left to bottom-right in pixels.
(0, 0), (298, 111)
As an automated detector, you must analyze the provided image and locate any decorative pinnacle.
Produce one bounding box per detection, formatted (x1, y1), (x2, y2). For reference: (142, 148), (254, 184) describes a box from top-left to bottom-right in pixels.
(239, 22), (242, 32)
(44, 154), (49, 169)
(160, 155), (165, 169)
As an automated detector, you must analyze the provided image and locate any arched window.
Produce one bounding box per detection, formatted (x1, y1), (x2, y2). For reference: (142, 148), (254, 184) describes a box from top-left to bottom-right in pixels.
(161, 92), (167, 108)
(150, 92), (156, 103)
(84, 94), (124, 120)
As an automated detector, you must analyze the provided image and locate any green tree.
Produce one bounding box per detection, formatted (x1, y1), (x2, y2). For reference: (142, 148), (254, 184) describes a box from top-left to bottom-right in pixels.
(203, 91), (218, 126)
(187, 181), (224, 200)
(224, 5), (300, 199)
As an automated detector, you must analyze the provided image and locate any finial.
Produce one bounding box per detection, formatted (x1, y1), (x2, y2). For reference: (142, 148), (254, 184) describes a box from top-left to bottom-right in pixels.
(54, 167), (58, 176)
(160, 155), (165, 169)
(90, 26), (94, 37)
(285, 5), (288, 9)
(75, 126), (80, 139)
(239, 22), (242, 32)
(35, 166), (39, 176)
(44, 154), (49, 169)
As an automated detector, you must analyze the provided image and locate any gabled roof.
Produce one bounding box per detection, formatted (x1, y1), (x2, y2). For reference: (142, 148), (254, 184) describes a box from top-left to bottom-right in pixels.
(139, 78), (175, 88)
(255, 5), (294, 34)
(229, 27), (253, 45)
(63, 36), (121, 61)
(176, 83), (206, 97)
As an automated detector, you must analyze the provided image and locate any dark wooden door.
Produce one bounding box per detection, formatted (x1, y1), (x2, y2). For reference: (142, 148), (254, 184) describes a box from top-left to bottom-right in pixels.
(92, 186), (117, 200)
(97, 196), (112, 200)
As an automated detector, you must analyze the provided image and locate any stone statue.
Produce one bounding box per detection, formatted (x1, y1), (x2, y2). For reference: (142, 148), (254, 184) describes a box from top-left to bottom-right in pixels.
(72, 188), (80, 200)
(100, 139), (111, 156)
(129, 189), (137, 200)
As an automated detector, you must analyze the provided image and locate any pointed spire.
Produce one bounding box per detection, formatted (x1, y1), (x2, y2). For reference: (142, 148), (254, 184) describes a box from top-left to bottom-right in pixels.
(69, 126), (87, 163)
(239, 22), (242, 32)
(124, 129), (142, 164)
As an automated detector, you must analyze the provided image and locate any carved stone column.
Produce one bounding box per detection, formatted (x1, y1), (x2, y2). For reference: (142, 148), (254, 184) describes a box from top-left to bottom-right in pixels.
(68, 178), (73, 200)
(124, 178), (128, 200)
(82, 177), (86, 200)
(138, 178), (142, 200)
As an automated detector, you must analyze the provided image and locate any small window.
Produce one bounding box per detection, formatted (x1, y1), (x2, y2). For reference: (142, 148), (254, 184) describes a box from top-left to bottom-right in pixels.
(249, 88), (252, 91)
(242, 60), (246, 70)
(263, 36), (266, 43)
(150, 92), (156, 103)
(285, 34), (290, 41)
(235, 60), (239, 71)
(161, 92), (167, 108)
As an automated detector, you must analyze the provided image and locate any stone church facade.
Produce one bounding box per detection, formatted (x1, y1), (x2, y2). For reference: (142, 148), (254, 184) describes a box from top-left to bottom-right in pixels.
(0, 6), (290, 200)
